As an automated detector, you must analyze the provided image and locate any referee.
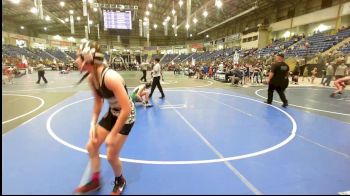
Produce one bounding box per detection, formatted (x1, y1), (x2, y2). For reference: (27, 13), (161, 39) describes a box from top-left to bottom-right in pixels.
(149, 58), (165, 99)
(266, 53), (289, 107)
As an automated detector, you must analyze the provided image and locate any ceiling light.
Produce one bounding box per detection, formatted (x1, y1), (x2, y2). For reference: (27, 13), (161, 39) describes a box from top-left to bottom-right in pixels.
(166, 16), (171, 21)
(93, 7), (98, 12)
(89, 20), (93, 25)
(206, 34), (209, 38)
(77, 16), (81, 21)
(172, 24), (175, 28)
(153, 24), (158, 29)
(148, 3), (153, 8)
(88, 0), (94, 3)
(190, 33), (193, 37)
(185, 23), (190, 29)
(179, 0), (183, 7)
(162, 21), (166, 26)
(20, 26), (24, 29)
(120, 5), (125, 10)
(59, 1), (65, 7)
(175, 34), (178, 37)
(69, 10), (74, 14)
(45, 16), (51, 21)
(215, 0), (222, 8)
(10, 0), (20, 4)
(44, 27), (47, 31)
(144, 17), (148, 21)
(203, 10), (208, 17)
(172, 9), (176, 15)
(193, 18), (198, 24)
(30, 7), (38, 14)
(65, 18), (69, 22)
(145, 11), (150, 16)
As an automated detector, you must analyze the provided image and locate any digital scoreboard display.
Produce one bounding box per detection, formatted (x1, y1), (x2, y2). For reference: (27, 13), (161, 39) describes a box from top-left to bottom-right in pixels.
(103, 10), (132, 30)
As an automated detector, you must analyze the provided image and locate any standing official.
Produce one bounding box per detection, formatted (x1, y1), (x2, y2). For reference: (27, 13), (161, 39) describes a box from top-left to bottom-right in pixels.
(149, 58), (165, 99)
(36, 63), (48, 84)
(266, 53), (290, 107)
(139, 62), (148, 82)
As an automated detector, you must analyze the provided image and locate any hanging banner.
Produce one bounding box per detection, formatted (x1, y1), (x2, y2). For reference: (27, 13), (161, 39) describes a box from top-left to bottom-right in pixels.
(139, 19), (143, 37)
(87, 13), (90, 34)
(82, 0), (87, 16)
(38, 0), (43, 20)
(97, 24), (100, 39)
(21, 55), (28, 66)
(70, 15), (75, 34)
(164, 22), (168, 36)
(143, 20), (149, 38)
(174, 15), (177, 36)
(85, 25), (88, 39)
(186, 0), (191, 30)
(147, 32), (150, 47)
(233, 51), (239, 64)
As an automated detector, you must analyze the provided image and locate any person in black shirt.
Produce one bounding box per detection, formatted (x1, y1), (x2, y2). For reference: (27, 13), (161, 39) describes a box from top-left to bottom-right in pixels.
(266, 53), (290, 107)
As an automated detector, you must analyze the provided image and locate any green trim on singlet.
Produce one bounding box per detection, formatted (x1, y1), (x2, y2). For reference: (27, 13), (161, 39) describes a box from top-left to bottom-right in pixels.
(131, 87), (140, 102)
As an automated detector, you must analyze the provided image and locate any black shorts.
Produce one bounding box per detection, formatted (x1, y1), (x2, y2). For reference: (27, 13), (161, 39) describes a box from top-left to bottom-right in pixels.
(98, 110), (134, 135)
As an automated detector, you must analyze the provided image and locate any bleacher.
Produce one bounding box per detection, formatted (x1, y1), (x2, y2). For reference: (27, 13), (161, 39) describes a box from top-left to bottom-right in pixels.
(2, 45), (38, 60)
(29, 48), (54, 61)
(286, 29), (350, 57)
(339, 42), (350, 54)
(46, 49), (72, 63)
(150, 54), (163, 61)
(258, 38), (297, 57)
(65, 51), (76, 59)
(173, 53), (192, 63)
(160, 54), (177, 64)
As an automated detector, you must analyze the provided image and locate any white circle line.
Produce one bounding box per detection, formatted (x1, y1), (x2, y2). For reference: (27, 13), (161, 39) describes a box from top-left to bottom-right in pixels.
(128, 80), (213, 89)
(9, 81), (56, 86)
(47, 90), (297, 165)
(3, 80), (213, 93)
(2, 94), (45, 124)
(2, 85), (76, 93)
(254, 88), (350, 116)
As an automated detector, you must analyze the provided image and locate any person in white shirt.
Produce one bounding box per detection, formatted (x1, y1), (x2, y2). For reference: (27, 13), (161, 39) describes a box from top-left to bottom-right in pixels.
(218, 62), (224, 72)
(36, 63), (48, 84)
(149, 58), (165, 99)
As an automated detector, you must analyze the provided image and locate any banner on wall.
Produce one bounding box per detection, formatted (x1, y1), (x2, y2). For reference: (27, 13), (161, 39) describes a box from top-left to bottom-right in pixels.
(9, 33), (29, 40)
(50, 40), (71, 46)
(32, 37), (47, 44)
(191, 43), (204, 49)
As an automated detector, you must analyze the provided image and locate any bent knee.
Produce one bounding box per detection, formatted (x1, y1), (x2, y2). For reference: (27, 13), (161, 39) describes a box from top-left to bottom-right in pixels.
(86, 141), (98, 153)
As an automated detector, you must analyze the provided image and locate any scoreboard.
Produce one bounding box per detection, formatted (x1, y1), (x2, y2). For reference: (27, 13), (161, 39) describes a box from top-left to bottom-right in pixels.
(103, 10), (132, 30)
